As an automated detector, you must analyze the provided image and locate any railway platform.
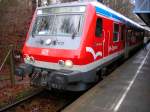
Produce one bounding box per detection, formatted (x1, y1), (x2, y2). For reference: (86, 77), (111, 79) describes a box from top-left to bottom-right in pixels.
(62, 44), (150, 112)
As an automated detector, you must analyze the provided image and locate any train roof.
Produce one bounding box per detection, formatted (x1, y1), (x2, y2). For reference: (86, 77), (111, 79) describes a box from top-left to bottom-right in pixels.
(38, 1), (145, 30)
(91, 2), (144, 30)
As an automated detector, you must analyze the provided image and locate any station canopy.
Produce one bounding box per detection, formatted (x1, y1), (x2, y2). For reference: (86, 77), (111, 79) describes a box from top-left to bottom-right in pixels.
(134, 0), (150, 26)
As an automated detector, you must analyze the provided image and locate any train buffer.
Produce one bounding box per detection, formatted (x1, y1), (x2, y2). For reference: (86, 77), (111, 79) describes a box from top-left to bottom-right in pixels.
(62, 43), (150, 112)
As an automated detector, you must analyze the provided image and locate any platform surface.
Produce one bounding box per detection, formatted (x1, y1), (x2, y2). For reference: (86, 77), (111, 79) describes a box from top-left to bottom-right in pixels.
(62, 44), (150, 112)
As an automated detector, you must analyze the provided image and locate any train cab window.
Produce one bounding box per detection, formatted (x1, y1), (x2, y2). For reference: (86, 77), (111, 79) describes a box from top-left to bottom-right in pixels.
(95, 18), (103, 37)
(113, 23), (119, 42)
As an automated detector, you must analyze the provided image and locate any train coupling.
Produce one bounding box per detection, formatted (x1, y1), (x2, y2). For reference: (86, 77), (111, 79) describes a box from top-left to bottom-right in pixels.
(15, 63), (33, 77)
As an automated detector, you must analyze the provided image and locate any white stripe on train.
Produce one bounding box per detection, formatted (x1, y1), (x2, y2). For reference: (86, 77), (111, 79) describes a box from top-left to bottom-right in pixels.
(25, 50), (124, 73)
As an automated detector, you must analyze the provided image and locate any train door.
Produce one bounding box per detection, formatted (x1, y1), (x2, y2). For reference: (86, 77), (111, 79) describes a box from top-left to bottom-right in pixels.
(120, 25), (125, 51)
(94, 17), (104, 59)
(111, 23), (121, 54)
(103, 18), (112, 57)
(125, 29), (131, 58)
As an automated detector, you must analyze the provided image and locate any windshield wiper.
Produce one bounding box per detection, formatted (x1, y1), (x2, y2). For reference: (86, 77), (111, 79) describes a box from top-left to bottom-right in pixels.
(72, 16), (81, 39)
(72, 30), (77, 39)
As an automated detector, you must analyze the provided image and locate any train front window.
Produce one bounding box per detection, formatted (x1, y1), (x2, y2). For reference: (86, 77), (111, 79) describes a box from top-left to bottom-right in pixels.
(32, 16), (54, 35)
(32, 14), (83, 37)
(27, 6), (85, 50)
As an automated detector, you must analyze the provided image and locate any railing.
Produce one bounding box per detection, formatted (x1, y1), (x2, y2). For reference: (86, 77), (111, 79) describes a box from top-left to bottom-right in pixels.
(0, 45), (22, 87)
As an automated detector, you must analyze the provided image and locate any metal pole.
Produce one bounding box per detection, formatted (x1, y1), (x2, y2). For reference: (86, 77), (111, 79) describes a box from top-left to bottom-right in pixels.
(10, 45), (15, 86)
(36, 0), (39, 7)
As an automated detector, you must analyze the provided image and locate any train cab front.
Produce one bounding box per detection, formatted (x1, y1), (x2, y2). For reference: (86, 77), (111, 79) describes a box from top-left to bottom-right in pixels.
(15, 3), (97, 91)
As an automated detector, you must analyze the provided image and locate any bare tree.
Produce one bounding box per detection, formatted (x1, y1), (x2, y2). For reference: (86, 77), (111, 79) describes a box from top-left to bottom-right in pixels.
(102, 0), (142, 22)
(102, 0), (131, 17)
(34, 0), (51, 7)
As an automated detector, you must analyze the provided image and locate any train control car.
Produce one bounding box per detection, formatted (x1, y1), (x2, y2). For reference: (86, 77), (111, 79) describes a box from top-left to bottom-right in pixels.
(16, 1), (145, 91)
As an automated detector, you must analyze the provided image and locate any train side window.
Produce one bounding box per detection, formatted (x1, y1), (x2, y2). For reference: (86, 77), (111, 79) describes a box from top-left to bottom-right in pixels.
(95, 18), (103, 37)
(113, 23), (119, 42)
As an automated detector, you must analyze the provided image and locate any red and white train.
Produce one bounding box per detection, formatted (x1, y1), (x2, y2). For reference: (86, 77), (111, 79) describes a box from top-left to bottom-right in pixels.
(16, 1), (145, 91)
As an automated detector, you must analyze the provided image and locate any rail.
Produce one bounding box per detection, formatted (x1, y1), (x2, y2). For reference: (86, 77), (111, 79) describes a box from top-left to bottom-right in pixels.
(0, 89), (43, 112)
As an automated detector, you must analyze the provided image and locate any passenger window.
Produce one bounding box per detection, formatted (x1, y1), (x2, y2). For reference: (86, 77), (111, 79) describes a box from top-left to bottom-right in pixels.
(113, 23), (119, 42)
(95, 18), (103, 37)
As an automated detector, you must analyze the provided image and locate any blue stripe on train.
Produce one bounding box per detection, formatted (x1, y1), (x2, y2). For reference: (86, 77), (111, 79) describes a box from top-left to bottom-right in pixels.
(95, 6), (124, 22)
(95, 6), (143, 29)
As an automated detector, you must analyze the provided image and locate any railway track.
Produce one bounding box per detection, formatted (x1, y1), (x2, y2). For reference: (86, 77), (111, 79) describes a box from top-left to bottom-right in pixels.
(1, 89), (82, 112)
(0, 89), (43, 112)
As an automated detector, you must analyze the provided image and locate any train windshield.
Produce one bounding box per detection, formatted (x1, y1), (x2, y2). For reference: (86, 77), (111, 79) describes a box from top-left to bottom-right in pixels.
(27, 6), (86, 50)
(32, 14), (83, 37)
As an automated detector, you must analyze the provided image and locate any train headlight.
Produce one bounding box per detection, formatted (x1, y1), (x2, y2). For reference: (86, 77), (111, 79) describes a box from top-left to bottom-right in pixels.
(45, 39), (52, 45)
(65, 60), (73, 68)
(25, 56), (31, 62)
(24, 55), (35, 63)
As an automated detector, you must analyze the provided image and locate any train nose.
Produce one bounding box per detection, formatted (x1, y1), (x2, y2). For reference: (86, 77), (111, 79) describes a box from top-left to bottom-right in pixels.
(29, 69), (67, 90)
